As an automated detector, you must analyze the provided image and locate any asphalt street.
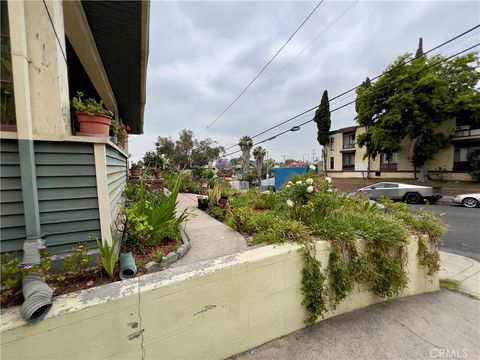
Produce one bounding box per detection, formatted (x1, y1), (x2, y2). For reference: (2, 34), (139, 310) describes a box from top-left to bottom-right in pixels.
(410, 203), (480, 262)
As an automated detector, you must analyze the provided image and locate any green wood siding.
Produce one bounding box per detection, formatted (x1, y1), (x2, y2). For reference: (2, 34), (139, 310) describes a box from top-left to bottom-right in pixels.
(0, 140), (26, 253)
(106, 146), (127, 222)
(35, 142), (101, 253)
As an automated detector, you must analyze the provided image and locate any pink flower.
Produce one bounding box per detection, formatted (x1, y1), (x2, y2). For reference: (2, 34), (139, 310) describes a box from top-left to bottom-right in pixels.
(86, 252), (92, 256)
(86, 280), (94, 287)
(23, 264), (32, 270)
(66, 253), (72, 257)
(38, 244), (46, 250)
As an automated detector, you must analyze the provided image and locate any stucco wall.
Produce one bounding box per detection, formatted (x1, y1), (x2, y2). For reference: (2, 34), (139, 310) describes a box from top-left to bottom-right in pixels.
(0, 236), (438, 360)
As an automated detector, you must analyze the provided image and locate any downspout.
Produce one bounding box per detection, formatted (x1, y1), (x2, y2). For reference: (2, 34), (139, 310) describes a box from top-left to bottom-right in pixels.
(8, 1), (52, 323)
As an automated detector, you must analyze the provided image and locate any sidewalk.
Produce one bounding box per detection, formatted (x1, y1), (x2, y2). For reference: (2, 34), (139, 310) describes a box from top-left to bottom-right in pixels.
(230, 290), (480, 360)
(439, 251), (480, 298)
(173, 193), (247, 267)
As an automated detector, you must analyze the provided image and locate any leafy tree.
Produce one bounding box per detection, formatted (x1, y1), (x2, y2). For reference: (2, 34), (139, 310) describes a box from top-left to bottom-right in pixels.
(239, 136), (253, 174)
(468, 149), (480, 182)
(253, 146), (267, 180)
(314, 90), (331, 176)
(191, 138), (223, 166)
(143, 151), (167, 170)
(175, 129), (194, 167)
(356, 40), (480, 181)
(355, 78), (372, 177)
(215, 159), (231, 173)
(152, 129), (223, 169)
(155, 136), (175, 160)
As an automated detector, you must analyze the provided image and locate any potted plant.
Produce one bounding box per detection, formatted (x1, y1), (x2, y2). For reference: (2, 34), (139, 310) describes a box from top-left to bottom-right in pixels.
(71, 92), (112, 136)
(130, 163), (142, 177)
(197, 195), (209, 210)
(110, 119), (122, 144)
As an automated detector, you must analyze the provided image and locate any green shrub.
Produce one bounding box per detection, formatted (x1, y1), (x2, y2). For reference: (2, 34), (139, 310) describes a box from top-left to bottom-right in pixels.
(124, 173), (188, 250)
(153, 251), (165, 264)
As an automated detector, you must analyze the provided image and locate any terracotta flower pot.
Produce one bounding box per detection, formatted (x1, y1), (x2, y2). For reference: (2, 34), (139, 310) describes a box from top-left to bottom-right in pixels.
(76, 113), (112, 136)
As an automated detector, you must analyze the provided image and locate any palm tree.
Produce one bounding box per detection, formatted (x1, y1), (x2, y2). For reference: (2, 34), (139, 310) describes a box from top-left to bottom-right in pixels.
(239, 135), (253, 174)
(253, 146), (266, 180)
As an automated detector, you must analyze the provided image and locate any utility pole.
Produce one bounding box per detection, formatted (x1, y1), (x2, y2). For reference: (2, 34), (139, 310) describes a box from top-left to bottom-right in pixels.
(312, 149), (316, 164)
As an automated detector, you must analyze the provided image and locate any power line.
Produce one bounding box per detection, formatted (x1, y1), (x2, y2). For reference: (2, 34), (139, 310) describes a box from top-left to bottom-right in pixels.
(230, 0), (359, 117)
(221, 24), (480, 152)
(42, 0), (67, 63)
(196, 1), (325, 136)
(222, 42), (480, 157)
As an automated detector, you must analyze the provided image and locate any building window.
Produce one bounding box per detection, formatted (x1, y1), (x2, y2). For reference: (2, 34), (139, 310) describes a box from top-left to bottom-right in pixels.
(330, 137), (335, 150)
(330, 157), (334, 170)
(1, 1), (16, 130)
(342, 132), (355, 149)
(380, 153), (398, 171)
(454, 145), (480, 171)
(342, 153), (355, 170)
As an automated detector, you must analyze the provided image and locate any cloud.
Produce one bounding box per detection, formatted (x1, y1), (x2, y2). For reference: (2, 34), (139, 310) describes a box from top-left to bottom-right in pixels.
(131, 0), (480, 163)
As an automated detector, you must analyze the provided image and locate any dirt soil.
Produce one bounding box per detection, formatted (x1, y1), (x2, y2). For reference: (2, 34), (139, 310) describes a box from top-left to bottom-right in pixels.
(1, 239), (180, 309)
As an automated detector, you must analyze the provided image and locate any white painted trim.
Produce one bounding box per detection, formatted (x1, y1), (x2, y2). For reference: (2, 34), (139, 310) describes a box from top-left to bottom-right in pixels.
(63, 0), (118, 115)
(0, 131), (128, 157)
(7, 1), (33, 140)
(93, 143), (113, 246)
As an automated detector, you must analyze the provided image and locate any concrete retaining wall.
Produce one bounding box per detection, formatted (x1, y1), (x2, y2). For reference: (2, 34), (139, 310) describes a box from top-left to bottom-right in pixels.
(0, 236), (438, 360)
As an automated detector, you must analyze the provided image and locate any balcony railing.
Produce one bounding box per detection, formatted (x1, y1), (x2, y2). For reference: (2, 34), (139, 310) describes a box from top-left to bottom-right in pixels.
(455, 125), (471, 137)
(342, 164), (355, 171)
(342, 142), (356, 150)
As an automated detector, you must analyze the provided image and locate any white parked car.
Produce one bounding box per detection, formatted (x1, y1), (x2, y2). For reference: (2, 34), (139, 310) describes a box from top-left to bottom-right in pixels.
(452, 193), (480, 208)
(357, 182), (442, 204)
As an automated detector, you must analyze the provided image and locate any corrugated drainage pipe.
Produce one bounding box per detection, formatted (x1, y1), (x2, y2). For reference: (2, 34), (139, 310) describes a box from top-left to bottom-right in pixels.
(21, 272), (52, 323)
(119, 252), (137, 280)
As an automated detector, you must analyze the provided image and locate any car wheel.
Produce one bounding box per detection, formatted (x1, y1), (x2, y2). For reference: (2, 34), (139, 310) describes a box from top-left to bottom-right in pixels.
(405, 192), (422, 204)
(462, 197), (479, 208)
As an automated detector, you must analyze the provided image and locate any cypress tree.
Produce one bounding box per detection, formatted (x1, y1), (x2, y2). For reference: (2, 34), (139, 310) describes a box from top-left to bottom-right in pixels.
(314, 90), (331, 176)
(415, 37), (423, 57)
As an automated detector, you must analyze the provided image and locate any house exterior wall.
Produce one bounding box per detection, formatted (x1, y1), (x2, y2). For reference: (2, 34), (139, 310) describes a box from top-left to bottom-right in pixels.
(325, 119), (478, 181)
(106, 146), (128, 223)
(0, 141), (26, 253)
(23, 0), (71, 138)
(1, 1), (132, 253)
(35, 141), (101, 253)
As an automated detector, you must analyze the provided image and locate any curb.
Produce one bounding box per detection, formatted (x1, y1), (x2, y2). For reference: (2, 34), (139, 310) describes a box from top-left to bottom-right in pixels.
(144, 228), (191, 273)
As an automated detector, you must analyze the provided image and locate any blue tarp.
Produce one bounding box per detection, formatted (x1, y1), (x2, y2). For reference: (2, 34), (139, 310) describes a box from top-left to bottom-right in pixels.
(274, 166), (316, 190)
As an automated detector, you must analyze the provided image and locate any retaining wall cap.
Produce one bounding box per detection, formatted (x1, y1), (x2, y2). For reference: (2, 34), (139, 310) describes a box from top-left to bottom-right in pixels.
(0, 241), (314, 331)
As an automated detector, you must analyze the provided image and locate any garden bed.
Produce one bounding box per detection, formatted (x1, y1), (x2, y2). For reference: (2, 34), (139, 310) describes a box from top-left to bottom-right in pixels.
(1, 174), (190, 311)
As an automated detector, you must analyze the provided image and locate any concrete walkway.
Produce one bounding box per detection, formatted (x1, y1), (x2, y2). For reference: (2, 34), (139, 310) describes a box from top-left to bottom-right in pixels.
(230, 290), (480, 360)
(439, 251), (480, 298)
(173, 193), (247, 267)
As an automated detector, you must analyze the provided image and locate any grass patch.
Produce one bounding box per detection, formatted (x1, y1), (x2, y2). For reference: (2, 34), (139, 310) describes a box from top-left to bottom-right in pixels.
(440, 278), (479, 300)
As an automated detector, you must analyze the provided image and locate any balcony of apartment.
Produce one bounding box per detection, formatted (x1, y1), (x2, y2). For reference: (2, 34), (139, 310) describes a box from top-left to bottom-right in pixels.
(452, 125), (480, 144)
(341, 132), (356, 153)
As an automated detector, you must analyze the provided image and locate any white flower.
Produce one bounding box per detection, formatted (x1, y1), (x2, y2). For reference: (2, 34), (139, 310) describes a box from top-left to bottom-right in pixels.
(325, 177), (332, 183)
(309, 164), (316, 170)
(306, 178), (314, 185)
(288, 181), (293, 185)
(285, 184), (291, 189)
(287, 199), (294, 207)
(296, 180), (302, 185)
(307, 186), (314, 193)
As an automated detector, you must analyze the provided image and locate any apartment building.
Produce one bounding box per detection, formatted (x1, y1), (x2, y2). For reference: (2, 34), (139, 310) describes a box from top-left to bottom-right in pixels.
(325, 119), (480, 181)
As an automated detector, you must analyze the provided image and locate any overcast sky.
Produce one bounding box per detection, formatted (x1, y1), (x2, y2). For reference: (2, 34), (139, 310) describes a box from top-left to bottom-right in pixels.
(129, 0), (480, 163)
